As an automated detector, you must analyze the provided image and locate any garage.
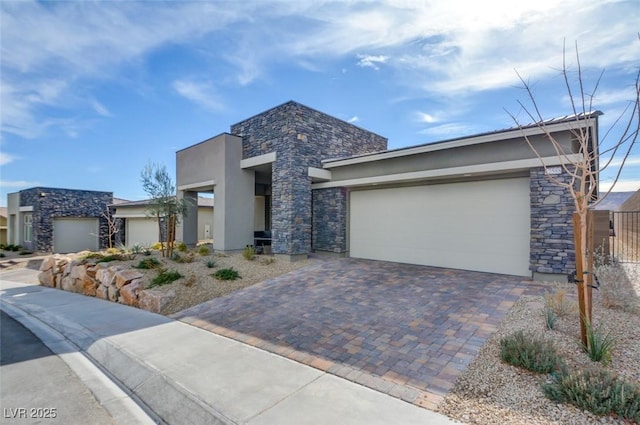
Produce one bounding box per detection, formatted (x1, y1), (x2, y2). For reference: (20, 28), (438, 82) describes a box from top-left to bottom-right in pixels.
(349, 177), (531, 276)
(53, 218), (99, 253)
(126, 217), (159, 247)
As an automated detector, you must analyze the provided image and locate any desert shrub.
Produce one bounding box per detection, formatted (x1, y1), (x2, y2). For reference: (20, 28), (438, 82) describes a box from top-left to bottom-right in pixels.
(96, 254), (123, 263)
(198, 245), (210, 256)
(151, 242), (164, 251)
(0, 253), (5, 258)
(543, 305), (557, 330)
(176, 241), (187, 252)
(149, 269), (181, 288)
(544, 287), (577, 317)
(206, 260), (216, 269)
(134, 257), (160, 269)
(213, 267), (240, 281)
(183, 272), (196, 287)
(6, 244), (21, 252)
(242, 245), (256, 261)
(582, 321), (616, 365)
(594, 248), (639, 313)
(500, 331), (563, 374)
(105, 247), (120, 255)
(542, 367), (640, 423)
(171, 252), (195, 263)
(259, 256), (276, 265)
(130, 244), (144, 254)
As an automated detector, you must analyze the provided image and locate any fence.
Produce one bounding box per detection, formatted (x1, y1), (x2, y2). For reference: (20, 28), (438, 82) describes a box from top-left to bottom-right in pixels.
(610, 211), (640, 263)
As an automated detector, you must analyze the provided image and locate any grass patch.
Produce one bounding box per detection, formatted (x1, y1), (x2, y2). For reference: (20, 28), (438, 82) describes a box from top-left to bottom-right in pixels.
(582, 320), (616, 365)
(134, 257), (161, 269)
(500, 331), (563, 374)
(242, 245), (256, 261)
(542, 367), (640, 423)
(212, 267), (241, 281)
(149, 269), (182, 288)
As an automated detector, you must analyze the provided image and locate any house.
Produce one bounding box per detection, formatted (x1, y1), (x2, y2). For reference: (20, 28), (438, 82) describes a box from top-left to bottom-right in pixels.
(112, 196), (214, 247)
(177, 101), (600, 281)
(0, 207), (7, 245)
(6, 187), (113, 253)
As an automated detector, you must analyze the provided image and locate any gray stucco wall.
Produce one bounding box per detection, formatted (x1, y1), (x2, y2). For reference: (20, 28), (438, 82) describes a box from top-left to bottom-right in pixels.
(529, 168), (576, 276)
(19, 187), (113, 252)
(231, 101), (387, 256)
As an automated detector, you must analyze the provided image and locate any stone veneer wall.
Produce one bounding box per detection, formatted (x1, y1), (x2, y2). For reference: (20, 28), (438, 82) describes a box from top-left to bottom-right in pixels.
(312, 187), (349, 253)
(20, 187), (113, 252)
(231, 101), (387, 256)
(529, 168), (576, 275)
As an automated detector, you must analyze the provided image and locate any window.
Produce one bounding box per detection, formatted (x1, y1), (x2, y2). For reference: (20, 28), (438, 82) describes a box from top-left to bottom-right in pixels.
(23, 214), (32, 243)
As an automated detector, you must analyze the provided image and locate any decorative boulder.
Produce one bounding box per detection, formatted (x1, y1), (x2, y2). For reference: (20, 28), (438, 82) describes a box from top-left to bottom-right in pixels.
(119, 280), (143, 307)
(115, 270), (144, 289)
(139, 289), (175, 314)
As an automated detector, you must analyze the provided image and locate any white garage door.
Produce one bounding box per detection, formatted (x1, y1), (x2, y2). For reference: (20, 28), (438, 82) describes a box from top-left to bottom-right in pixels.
(53, 218), (99, 253)
(126, 218), (158, 247)
(349, 178), (531, 276)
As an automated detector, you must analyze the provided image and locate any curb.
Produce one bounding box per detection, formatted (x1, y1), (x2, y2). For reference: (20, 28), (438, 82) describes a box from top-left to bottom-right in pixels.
(0, 294), (234, 425)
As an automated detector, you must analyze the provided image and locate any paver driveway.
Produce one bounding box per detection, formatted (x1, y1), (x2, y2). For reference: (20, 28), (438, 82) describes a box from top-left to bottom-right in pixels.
(173, 258), (546, 408)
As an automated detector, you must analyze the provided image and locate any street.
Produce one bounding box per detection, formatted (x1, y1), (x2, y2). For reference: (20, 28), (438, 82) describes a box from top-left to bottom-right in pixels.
(0, 310), (114, 425)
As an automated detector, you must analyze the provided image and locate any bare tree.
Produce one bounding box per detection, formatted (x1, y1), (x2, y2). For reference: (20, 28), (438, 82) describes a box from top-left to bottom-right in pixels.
(140, 162), (190, 258)
(508, 41), (640, 348)
(102, 206), (120, 249)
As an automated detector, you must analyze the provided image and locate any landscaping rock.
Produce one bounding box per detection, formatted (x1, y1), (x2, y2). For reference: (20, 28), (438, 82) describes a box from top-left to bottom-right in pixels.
(107, 285), (119, 303)
(139, 289), (176, 314)
(82, 276), (98, 297)
(115, 270), (144, 289)
(39, 256), (56, 272)
(38, 269), (55, 288)
(119, 280), (143, 307)
(96, 285), (108, 300)
(60, 275), (76, 292)
(96, 266), (122, 287)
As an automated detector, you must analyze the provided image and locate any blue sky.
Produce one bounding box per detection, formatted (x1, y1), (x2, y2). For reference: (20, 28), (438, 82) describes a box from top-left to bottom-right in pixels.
(1, 0), (639, 206)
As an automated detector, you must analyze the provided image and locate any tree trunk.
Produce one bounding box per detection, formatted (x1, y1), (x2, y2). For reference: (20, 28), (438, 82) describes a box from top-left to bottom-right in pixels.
(573, 211), (592, 348)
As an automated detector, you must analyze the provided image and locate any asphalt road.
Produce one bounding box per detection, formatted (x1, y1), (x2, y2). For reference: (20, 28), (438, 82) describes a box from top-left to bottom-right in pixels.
(0, 310), (114, 425)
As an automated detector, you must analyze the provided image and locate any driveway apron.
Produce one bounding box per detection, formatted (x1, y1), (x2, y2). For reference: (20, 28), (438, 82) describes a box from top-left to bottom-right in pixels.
(173, 258), (546, 409)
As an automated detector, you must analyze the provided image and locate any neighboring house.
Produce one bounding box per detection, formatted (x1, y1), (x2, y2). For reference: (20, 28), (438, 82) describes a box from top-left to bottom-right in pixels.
(112, 197), (214, 247)
(620, 189), (640, 211)
(6, 187), (112, 253)
(0, 207), (7, 245)
(177, 100), (601, 281)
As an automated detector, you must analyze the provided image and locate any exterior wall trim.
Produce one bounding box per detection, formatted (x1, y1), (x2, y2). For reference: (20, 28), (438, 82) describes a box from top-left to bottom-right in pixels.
(240, 152), (276, 169)
(19, 206), (34, 212)
(312, 154), (582, 189)
(308, 167), (332, 182)
(322, 120), (594, 168)
(177, 180), (216, 191)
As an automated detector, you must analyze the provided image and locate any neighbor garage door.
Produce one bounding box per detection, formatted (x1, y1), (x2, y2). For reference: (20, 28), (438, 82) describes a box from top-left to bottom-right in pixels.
(126, 218), (158, 247)
(349, 178), (531, 276)
(53, 218), (99, 253)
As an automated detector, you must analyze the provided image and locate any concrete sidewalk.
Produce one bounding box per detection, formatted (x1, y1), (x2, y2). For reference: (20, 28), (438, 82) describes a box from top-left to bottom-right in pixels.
(0, 269), (460, 425)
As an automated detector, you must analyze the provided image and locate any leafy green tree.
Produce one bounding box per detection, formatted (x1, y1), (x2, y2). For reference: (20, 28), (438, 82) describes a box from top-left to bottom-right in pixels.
(140, 162), (190, 258)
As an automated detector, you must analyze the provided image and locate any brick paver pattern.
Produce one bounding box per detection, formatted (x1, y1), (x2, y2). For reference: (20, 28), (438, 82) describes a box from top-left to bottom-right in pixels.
(173, 258), (546, 409)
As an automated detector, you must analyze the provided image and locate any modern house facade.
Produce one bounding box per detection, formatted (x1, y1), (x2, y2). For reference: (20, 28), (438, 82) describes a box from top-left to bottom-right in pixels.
(6, 187), (113, 253)
(177, 101), (600, 280)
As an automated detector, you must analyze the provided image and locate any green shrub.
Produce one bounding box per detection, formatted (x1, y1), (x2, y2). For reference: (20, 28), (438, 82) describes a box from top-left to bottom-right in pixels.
(176, 241), (187, 252)
(130, 244), (143, 254)
(500, 330), (562, 374)
(582, 321), (616, 365)
(543, 306), (557, 330)
(242, 245), (256, 261)
(151, 242), (164, 251)
(171, 252), (195, 263)
(0, 253), (5, 258)
(198, 245), (210, 256)
(134, 257), (160, 269)
(96, 254), (123, 263)
(105, 247), (120, 255)
(213, 267), (241, 281)
(542, 367), (640, 423)
(149, 269), (182, 288)
(206, 260), (216, 269)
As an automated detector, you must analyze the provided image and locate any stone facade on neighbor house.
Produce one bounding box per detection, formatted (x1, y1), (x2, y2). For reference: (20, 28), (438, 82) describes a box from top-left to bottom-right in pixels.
(7, 187), (113, 252)
(230, 101), (387, 256)
(529, 167), (576, 275)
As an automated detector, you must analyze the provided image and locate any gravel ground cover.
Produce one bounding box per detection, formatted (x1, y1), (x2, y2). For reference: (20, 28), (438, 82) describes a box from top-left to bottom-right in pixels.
(437, 267), (640, 425)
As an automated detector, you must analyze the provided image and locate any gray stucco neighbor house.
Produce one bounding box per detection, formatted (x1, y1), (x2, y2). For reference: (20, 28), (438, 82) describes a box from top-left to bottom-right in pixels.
(177, 100), (600, 281)
(7, 187), (113, 253)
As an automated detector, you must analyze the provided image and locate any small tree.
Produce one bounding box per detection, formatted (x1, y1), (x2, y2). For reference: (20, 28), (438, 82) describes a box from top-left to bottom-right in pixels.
(140, 162), (190, 258)
(508, 41), (639, 348)
(102, 206), (120, 249)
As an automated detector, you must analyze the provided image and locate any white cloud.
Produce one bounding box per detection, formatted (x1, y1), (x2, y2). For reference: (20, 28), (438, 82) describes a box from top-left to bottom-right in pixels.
(418, 122), (476, 138)
(0, 180), (40, 188)
(415, 112), (438, 123)
(90, 99), (111, 117)
(173, 79), (225, 112)
(0, 152), (18, 166)
(356, 54), (389, 70)
(348, 116), (359, 123)
(599, 179), (640, 193)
